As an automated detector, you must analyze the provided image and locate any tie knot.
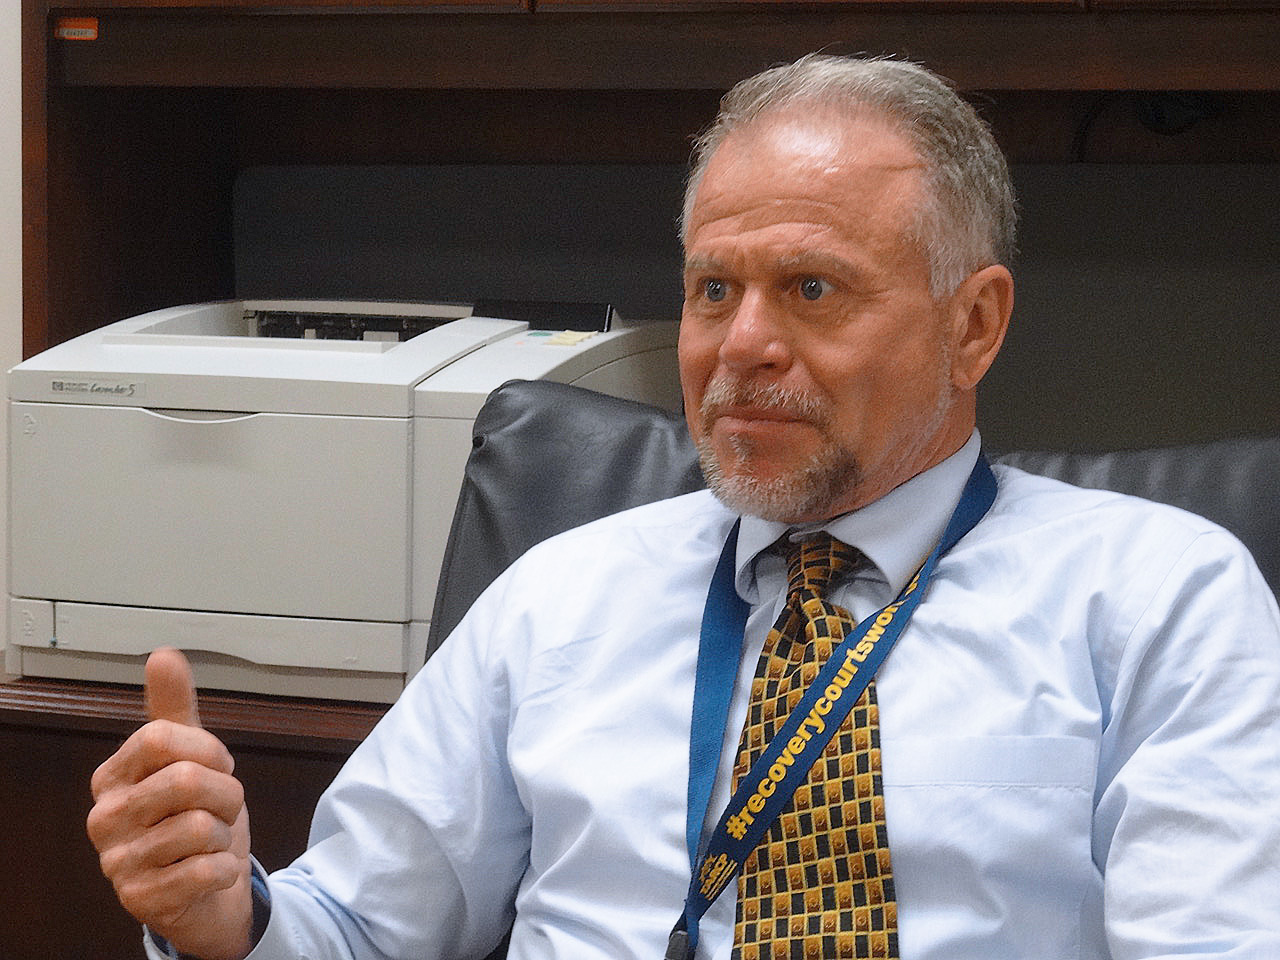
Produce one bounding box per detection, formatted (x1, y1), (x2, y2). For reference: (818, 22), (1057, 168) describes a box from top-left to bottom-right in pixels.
(781, 532), (864, 599)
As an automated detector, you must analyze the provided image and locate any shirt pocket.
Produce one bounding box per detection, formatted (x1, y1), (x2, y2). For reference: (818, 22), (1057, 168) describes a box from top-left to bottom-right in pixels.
(881, 736), (1102, 960)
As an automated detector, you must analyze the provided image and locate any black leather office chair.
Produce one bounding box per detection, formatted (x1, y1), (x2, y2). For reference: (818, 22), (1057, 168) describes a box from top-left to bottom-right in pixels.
(429, 379), (1279, 659)
(427, 379), (1278, 960)
(427, 380), (706, 658)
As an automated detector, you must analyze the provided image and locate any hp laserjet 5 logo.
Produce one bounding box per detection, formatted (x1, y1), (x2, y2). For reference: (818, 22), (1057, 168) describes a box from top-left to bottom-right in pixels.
(51, 379), (143, 399)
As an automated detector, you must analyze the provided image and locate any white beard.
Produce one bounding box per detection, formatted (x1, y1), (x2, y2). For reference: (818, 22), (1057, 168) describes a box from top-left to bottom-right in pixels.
(695, 378), (865, 523)
(695, 362), (955, 523)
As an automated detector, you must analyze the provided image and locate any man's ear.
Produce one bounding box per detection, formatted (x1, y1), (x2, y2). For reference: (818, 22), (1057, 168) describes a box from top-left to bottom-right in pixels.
(947, 264), (1014, 391)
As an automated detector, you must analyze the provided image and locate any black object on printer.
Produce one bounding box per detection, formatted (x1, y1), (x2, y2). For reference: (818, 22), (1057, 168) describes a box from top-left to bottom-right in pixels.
(472, 299), (614, 333)
(247, 309), (453, 342)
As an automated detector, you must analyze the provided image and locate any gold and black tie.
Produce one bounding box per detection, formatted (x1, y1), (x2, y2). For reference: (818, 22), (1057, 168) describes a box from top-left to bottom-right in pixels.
(732, 533), (898, 960)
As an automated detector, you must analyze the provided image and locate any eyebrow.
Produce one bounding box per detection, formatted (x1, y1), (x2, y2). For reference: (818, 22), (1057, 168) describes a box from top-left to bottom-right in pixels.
(773, 252), (869, 279)
(682, 251), (881, 290)
(682, 254), (726, 276)
(683, 252), (863, 273)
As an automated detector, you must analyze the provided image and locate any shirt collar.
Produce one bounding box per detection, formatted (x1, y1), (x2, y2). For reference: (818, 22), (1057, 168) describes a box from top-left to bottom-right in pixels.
(734, 430), (982, 601)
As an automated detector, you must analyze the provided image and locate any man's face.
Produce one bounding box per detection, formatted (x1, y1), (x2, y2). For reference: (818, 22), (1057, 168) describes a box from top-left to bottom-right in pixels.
(679, 109), (971, 524)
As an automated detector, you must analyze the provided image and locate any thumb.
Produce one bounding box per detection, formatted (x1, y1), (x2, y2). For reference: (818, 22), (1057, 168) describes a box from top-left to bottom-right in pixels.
(145, 646), (202, 727)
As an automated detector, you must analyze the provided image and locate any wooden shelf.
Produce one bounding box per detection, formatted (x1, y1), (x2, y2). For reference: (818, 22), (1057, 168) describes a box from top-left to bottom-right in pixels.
(23, 1), (1280, 355)
(42, 8), (1280, 91)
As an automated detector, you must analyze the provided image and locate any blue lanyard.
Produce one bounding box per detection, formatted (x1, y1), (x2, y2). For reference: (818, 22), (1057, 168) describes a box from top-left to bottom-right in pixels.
(666, 455), (997, 960)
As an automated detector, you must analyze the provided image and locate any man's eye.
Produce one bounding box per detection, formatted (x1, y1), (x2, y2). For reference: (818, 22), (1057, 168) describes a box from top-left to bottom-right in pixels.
(799, 277), (831, 301)
(704, 279), (728, 303)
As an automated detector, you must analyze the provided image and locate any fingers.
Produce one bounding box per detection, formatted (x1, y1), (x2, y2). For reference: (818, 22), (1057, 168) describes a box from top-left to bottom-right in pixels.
(88, 758), (246, 852)
(91, 719), (235, 800)
(145, 647), (202, 727)
(87, 747), (251, 944)
(97, 806), (236, 884)
(111, 850), (246, 931)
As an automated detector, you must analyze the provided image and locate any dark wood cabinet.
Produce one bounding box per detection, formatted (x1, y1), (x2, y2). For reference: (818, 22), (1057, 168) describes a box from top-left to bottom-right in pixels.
(10, 2), (1279, 956)
(22, 1), (1280, 356)
(0, 677), (384, 960)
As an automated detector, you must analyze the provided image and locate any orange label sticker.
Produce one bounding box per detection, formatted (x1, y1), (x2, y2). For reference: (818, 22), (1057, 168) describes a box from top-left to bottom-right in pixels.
(54, 17), (99, 41)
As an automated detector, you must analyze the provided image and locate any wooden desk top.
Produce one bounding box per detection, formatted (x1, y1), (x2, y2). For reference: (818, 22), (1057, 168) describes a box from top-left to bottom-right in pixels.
(0, 675), (386, 753)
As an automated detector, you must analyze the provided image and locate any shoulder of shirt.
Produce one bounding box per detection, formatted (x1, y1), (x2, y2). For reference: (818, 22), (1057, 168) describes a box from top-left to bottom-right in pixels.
(985, 461), (1246, 553)
(508, 488), (733, 563)
(466, 490), (732, 656)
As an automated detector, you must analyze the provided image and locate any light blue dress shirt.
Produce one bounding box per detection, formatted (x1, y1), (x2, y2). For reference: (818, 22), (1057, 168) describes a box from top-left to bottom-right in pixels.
(148, 434), (1280, 960)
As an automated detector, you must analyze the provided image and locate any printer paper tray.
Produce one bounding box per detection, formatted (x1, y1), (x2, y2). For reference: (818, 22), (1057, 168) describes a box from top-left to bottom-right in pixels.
(8, 599), (417, 703)
(8, 401), (411, 622)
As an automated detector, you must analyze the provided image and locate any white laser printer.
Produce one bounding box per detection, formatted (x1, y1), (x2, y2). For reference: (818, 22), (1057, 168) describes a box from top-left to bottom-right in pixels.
(7, 299), (681, 701)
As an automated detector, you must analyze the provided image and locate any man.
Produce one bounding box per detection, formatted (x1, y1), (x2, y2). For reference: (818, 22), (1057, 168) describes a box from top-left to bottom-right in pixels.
(88, 55), (1280, 959)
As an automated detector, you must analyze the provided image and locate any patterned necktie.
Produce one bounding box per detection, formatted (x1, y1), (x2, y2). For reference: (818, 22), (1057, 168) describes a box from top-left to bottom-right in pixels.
(732, 533), (899, 960)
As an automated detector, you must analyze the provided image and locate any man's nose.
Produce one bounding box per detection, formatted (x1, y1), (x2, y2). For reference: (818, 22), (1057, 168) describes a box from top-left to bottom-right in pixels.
(718, 288), (791, 374)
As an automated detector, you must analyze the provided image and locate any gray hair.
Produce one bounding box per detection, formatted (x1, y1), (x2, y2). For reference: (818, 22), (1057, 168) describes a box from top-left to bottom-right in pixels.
(682, 54), (1017, 298)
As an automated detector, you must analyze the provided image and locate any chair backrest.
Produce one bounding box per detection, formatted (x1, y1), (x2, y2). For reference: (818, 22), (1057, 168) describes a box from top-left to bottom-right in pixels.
(427, 379), (1279, 658)
(427, 380), (705, 657)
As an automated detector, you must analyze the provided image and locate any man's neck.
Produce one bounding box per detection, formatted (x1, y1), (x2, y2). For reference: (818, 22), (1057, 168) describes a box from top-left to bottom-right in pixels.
(734, 431), (982, 601)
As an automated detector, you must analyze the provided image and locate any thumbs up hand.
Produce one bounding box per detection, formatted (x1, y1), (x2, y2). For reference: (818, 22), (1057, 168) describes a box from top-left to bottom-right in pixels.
(88, 649), (256, 960)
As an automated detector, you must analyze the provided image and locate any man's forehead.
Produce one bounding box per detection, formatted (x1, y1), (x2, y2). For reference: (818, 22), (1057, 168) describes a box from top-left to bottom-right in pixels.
(684, 108), (928, 253)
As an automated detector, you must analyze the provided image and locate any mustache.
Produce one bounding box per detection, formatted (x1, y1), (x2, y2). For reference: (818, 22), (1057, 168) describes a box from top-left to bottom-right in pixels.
(699, 378), (828, 425)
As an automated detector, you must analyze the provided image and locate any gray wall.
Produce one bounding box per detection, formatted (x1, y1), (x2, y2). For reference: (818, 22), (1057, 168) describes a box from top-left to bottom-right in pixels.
(986, 165), (1279, 451)
(234, 163), (1279, 453)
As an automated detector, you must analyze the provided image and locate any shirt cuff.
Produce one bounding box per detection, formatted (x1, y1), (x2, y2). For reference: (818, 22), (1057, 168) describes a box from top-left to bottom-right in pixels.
(143, 858), (271, 960)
